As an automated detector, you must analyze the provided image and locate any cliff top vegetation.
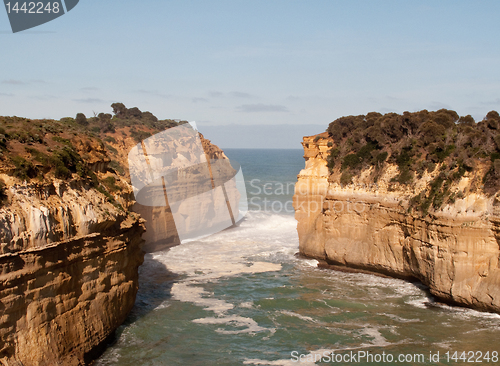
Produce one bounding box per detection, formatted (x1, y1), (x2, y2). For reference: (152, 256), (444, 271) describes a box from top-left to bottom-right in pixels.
(0, 103), (187, 206)
(325, 109), (500, 215)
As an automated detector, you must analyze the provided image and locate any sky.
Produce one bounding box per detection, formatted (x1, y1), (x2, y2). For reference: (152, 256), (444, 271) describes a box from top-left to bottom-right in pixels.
(1, 1), (500, 148)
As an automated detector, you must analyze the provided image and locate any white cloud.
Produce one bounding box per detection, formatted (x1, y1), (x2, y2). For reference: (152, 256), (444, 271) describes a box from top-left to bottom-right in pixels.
(236, 104), (289, 113)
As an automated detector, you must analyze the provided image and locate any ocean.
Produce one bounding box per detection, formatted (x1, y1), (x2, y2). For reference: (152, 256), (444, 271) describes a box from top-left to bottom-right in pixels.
(96, 149), (500, 366)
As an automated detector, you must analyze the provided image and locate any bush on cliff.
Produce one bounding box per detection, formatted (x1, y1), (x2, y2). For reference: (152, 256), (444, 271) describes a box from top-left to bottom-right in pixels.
(326, 109), (500, 214)
(11, 156), (38, 180)
(75, 113), (88, 126)
(0, 104), (190, 201)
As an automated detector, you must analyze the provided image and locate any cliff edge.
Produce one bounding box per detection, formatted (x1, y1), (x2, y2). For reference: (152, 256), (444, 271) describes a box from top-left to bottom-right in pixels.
(0, 178), (144, 366)
(0, 104), (223, 365)
(294, 110), (500, 313)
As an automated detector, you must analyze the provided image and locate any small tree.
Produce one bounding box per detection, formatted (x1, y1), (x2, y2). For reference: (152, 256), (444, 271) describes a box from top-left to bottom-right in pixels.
(98, 113), (115, 133)
(141, 111), (158, 123)
(75, 113), (88, 126)
(458, 115), (475, 126)
(127, 107), (142, 119)
(486, 110), (500, 121)
(111, 102), (127, 117)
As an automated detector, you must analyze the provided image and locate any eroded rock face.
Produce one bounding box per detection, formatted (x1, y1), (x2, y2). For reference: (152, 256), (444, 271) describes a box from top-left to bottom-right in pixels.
(0, 178), (145, 366)
(0, 127), (234, 365)
(294, 135), (500, 313)
(130, 132), (229, 252)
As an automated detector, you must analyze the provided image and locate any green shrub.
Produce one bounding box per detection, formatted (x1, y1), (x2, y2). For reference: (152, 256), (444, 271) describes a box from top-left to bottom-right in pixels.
(51, 136), (71, 145)
(75, 113), (88, 126)
(342, 154), (361, 171)
(391, 147), (414, 184)
(51, 146), (85, 179)
(392, 167), (413, 185)
(416, 176), (445, 214)
(102, 176), (120, 192)
(130, 130), (152, 143)
(323, 109), (500, 213)
(374, 151), (388, 165)
(105, 144), (118, 154)
(26, 147), (50, 166)
(357, 141), (378, 162)
(96, 185), (115, 202)
(54, 164), (72, 179)
(409, 193), (422, 210)
(458, 115), (475, 126)
(0, 134), (7, 149)
(12, 156), (38, 180)
(434, 145), (455, 162)
(327, 155), (335, 171)
(109, 160), (124, 175)
(60, 117), (75, 124)
(340, 171), (353, 185)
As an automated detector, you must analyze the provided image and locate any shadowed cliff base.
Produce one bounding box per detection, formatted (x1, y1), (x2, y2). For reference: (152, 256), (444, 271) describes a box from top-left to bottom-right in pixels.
(95, 256), (178, 357)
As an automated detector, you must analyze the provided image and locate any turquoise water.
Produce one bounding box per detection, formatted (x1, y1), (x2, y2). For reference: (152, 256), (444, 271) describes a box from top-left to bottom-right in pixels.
(96, 149), (500, 366)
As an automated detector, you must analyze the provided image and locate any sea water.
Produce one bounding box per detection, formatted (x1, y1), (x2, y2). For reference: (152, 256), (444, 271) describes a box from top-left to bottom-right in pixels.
(96, 149), (500, 366)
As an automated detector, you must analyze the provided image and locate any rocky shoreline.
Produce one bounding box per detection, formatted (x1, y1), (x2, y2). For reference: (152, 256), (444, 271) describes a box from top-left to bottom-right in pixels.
(0, 109), (228, 365)
(293, 134), (500, 313)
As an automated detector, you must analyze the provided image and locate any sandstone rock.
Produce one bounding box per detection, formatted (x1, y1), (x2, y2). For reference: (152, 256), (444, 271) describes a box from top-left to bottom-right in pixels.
(294, 135), (500, 313)
(0, 177), (145, 366)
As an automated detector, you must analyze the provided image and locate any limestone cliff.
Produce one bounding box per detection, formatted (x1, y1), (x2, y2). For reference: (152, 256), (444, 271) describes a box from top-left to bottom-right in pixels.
(128, 132), (228, 252)
(294, 134), (500, 313)
(0, 108), (230, 365)
(0, 112), (150, 366)
(0, 173), (145, 366)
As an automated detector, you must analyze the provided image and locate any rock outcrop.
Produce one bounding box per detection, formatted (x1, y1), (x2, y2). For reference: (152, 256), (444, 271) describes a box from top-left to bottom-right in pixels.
(0, 175), (145, 366)
(0, 109), (230, 365)
(129, 131), (229, 252)
(294, 135), (500, 313)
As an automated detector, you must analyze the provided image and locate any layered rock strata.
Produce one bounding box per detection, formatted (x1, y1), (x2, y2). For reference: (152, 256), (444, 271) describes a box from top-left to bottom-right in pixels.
(130, 133), (228, 252)
(0, 124), (229, 365)
(0, 176), (145, 366)
(294, 135), (500, 313)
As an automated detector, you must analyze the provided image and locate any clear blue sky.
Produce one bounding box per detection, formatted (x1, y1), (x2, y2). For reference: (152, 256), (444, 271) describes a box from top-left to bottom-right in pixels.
(1, 1), (500, 147)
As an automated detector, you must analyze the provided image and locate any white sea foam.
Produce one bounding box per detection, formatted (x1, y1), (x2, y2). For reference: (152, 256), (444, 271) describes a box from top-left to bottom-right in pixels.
(428, 301), (500, 322)
(193, 315), (272, 334)
(95, 152), (500, 365)
(406, 297), (431, 309)
(153, 212), (299, 330)
(280, 310), (318, 324)
(360, 327), (390, 347)
(154, 212), (297, 282)
(170, 283), (233, 314)
(300, 259), (319, 267)
(382, 313), (420, 323)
